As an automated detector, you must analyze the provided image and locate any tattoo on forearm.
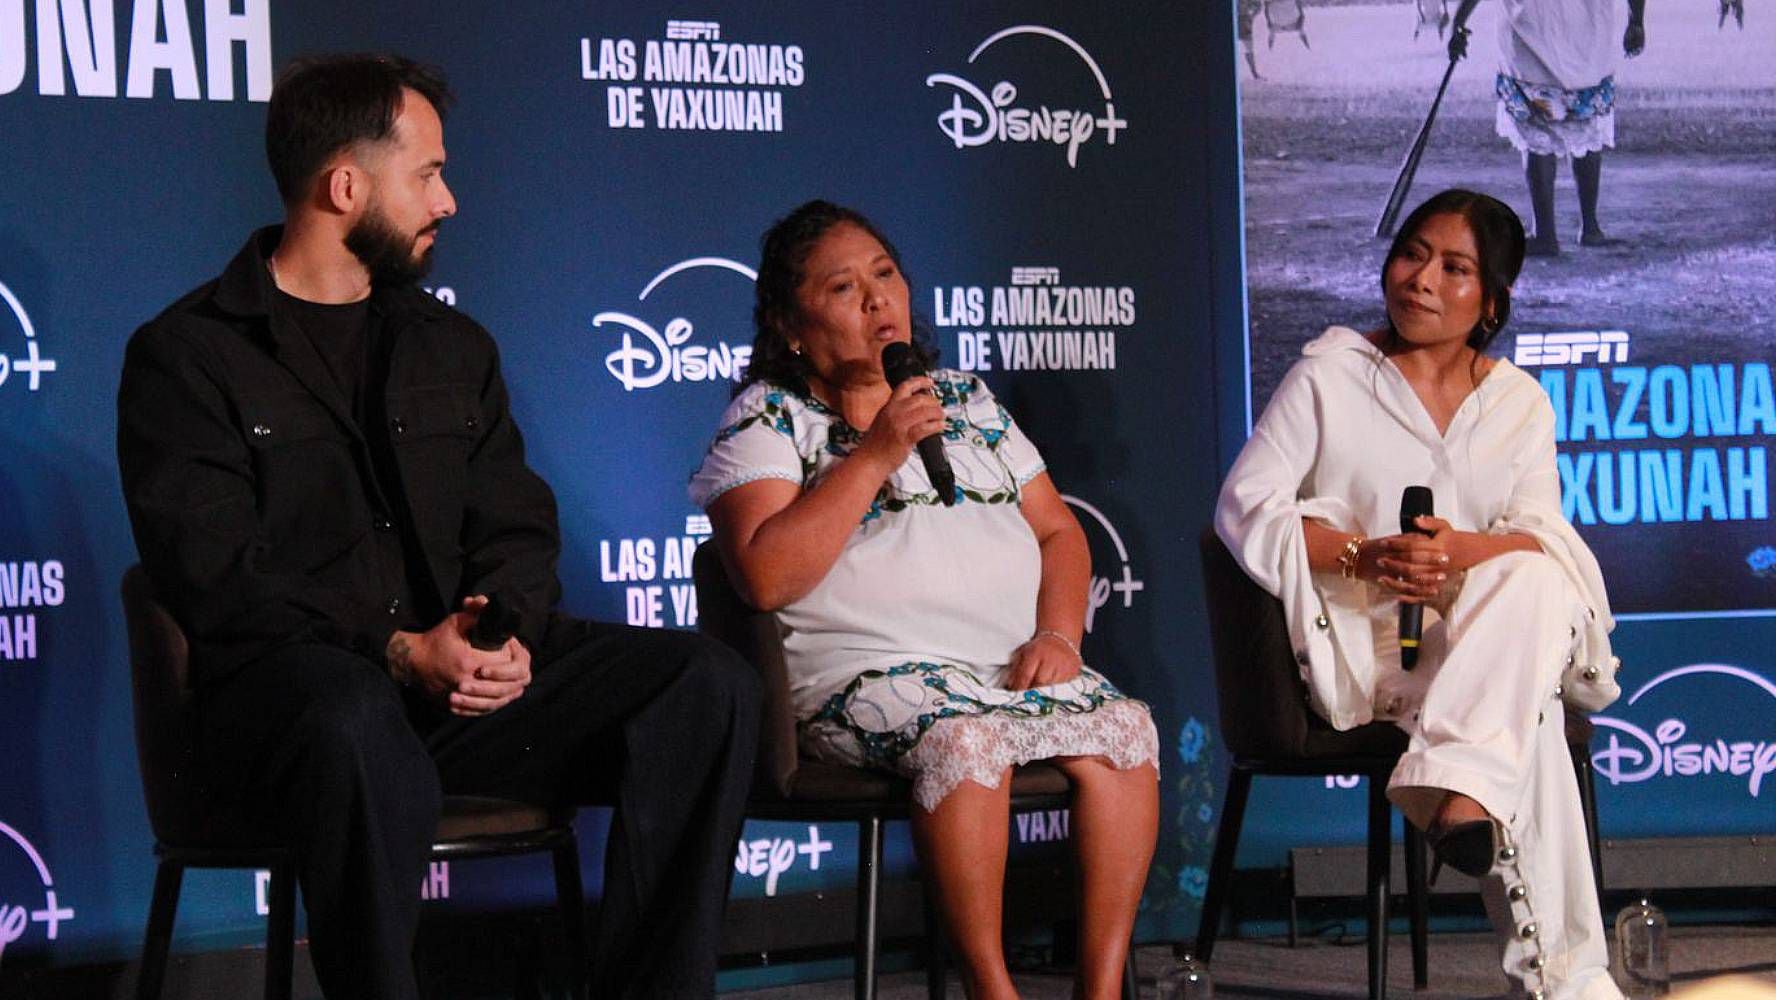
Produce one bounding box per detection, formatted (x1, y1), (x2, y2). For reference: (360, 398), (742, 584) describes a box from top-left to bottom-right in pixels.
(387, 634), (414, 685)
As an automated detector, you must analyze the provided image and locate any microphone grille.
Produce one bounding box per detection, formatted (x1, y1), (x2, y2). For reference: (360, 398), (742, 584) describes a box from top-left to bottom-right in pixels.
(880, 341), (922, 386)
(1400, 485), (1434, 517)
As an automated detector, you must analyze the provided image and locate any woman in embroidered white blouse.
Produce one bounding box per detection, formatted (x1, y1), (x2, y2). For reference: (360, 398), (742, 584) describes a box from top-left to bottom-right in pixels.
(1216, 190), (1623, 1000)
(691, 201), (1158, 1000)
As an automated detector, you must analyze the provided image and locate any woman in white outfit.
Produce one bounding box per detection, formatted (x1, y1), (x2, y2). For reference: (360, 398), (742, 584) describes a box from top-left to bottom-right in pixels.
(1215, 190), (1624, 1000)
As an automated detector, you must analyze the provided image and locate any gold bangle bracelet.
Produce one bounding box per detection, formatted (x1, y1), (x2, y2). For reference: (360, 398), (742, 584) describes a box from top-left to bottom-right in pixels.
(1337, 535), (1365, 580)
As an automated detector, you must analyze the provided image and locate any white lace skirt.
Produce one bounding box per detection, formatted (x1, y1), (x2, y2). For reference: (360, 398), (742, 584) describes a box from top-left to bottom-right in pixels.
(798, 661), (1159, 811)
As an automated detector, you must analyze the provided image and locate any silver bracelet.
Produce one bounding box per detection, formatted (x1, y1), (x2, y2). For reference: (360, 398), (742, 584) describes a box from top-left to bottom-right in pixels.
(1033, 628), (1083, 665)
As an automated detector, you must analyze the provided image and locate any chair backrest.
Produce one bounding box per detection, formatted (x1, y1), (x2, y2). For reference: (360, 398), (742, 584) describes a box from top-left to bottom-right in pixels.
(121, 564), (205, 845)
(692, 542), (800, 799)
(1197, 529), (1316, 760)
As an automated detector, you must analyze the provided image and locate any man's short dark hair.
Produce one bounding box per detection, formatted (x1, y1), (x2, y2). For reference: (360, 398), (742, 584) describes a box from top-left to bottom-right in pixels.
(265, 53), (454, 204)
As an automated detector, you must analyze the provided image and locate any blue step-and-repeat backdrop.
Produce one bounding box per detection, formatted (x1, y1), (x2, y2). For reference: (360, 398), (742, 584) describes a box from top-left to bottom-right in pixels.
(0, 0), (1238, 971)
(1, 0), (1770, 980)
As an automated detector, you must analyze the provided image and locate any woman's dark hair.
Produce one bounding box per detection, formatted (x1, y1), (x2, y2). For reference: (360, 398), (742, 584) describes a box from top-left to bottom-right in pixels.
(266, 53), (454, 204)
(741, 199), (938, 393)
(1381, 188), (1526, 354)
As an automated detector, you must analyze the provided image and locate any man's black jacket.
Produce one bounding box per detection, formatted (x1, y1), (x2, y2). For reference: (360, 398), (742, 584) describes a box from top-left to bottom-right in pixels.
(118, 228), (562, 687)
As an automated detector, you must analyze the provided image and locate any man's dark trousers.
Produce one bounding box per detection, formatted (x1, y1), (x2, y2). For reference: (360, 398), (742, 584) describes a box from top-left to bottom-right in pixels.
(197, 617), (760, 1000)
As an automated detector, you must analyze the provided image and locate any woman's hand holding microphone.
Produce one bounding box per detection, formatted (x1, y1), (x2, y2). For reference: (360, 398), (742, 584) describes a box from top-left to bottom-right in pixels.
(1356, 515), (1472, 605)
(855, 376), (947, 475)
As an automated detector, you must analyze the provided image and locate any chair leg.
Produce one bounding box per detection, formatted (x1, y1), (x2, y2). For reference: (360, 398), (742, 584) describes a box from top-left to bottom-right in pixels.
(136, 859), (184, 1000)
(855, 814), (883, 1000)
(511, 919), (544, 1000)
(920, 877), (946, 1000)
(1122, 947), (1139, 1000)
(551, 833), (588, 1000)
(1193, 765), (1252, 963)
(1404, 820), (1429, 990)
(1365, 777), (1391, 1000)
(263, 862), (296, 1000)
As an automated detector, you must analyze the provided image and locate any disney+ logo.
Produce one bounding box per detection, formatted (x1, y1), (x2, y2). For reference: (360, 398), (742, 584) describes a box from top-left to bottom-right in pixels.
(595, 257), (754, 392)
(1592, 663), (1776, 797)
(0, 820), (74, 966)
(0, 281), (58, 393)
(1062, 494), (1144, 633)
(926, 25), (1128, 168)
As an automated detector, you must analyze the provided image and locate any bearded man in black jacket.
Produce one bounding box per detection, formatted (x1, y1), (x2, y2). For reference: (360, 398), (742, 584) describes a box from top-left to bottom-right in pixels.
(117, 53), (759, 1000)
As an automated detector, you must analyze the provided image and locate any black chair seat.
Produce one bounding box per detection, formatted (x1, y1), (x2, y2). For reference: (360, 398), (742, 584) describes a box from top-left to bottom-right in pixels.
(154, 796), (571, 859)
(435, 796), (566, 842)
(1004, 763), (1073, 797)
(153, 795), (565, 854)
(782, 761), (909, 802)
(1298, 719), (1410, 761)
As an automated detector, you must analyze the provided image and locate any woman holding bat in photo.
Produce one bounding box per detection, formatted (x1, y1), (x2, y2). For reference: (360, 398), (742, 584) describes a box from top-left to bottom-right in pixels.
(1450, 0), (1648, 255)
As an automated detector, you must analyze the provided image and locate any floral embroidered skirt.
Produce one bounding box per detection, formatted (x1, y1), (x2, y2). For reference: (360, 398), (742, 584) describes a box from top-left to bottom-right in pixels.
(1495, 73), (1616, 158)
(799, 661), (1159, 811)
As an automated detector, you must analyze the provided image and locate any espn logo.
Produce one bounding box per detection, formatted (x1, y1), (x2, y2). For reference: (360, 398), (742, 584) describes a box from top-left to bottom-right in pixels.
(666, 20), (720, 40)
(1010, 267), (1060, 286)
(1512, 331), (1630, 366)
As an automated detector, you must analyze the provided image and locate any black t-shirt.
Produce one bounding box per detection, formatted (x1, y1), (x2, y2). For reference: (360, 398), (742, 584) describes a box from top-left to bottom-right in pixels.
(276, 289), (444, 630)
(276, 290), (374, 419)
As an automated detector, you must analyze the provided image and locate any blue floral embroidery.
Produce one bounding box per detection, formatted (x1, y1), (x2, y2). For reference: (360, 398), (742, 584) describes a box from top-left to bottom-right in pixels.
(714, 389), (797, 443)
(1177, 717), (1207, 764)
(933, 376), (977, 408)
(983, 404), (1016, 448)
(979, 423), (1005, 448)
(1177, 865), (1209, 899)
(806, 660), (1129, 770)
(1496, 73), (1614, 125)
(1748, 546), (1776, 578)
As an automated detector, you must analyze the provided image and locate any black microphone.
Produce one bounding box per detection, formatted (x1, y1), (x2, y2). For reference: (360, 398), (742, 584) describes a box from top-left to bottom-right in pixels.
(1398, 486), (1434, 669)
(467, 593), (520, 651)
(881, 342), (957, 506)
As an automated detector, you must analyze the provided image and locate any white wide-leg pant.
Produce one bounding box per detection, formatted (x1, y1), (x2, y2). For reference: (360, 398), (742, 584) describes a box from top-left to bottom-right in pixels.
(1383, 551), (1622, 1000)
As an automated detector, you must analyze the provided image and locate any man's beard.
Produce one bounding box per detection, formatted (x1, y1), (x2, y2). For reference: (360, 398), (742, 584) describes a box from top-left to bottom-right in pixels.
(344, 205), (437, 288)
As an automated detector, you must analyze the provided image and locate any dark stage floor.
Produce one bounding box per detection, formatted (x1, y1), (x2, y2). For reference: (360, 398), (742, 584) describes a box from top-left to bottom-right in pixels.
(733, 926), (1776, 998)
